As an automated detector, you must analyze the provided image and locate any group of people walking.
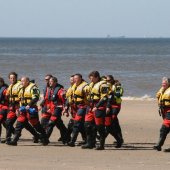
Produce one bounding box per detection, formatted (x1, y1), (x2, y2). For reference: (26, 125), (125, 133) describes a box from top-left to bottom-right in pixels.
(0, 71), (124, 150)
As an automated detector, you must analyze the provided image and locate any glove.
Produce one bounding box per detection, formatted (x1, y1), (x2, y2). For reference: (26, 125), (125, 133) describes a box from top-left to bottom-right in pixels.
(19, 106), (27, 113)
(28, 108), (39, 119)
(28, 108), (37, 115)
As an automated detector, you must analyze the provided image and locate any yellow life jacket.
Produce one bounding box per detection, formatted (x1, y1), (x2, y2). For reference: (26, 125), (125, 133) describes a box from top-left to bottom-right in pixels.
(113, 85), (123, 104)
(72, 81), (88, 104)
(66, 85), (74, 104)
(157, 87), (170, 107)
(66, 86), (73, 98)
(86, 82), (93, 102)
(110, 84), (116, 91)
(156, 87), (164, 99)
(19, 83), (40, 106)
(7, 81), (22, 103)
(90, 80), (108, 101)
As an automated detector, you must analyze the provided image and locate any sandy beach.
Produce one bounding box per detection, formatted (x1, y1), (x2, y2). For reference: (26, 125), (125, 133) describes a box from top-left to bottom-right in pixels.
(0, 99), (170, 170)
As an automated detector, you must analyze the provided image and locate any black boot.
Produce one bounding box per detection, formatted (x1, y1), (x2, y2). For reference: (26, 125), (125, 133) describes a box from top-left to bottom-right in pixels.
(56, 119), (68, 144)
(109, 124), (123, 148)
(153, 145), (162, 151)
(32, 136), (39, 143)
(153, 135), (165, 151)
(24, 122), (40, 143)
(114, 132), (123, 148)
(4, 118), (16, 144)
(81, 135), (93, 149)
(77, 128), (86, 146)
(95, 133), (105, 150)
(163, 148), (170, 152)
(95, 136), (105, 150)
(67, 119), (74, 143)
(153, 125), (169, 151)
(95, 126), (105, 150)
(115, 120), (124, 144)
(68, 130), (79, 147)
(82, 122), (95, 149)
(34, 122), (49, 146)
(41, 137), (49, 146)
(82, 129), (95, 149)
(7, 133), (20, 146)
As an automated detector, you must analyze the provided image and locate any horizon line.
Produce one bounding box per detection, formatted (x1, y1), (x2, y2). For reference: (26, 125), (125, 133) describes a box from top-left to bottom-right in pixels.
(0, 36), (170, 39)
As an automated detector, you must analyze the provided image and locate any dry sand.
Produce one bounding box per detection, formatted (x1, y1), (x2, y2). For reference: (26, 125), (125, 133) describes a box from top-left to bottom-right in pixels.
(0, 100), (170, 170)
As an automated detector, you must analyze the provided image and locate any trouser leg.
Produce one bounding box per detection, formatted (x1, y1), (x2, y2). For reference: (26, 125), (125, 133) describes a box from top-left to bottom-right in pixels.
(96, 125), (105, 150)
(41, 117), (50, 131)
(80, 123), (86, 142)
(82, 121), (95, 149)
(7, 121), (24, 146)
(33, 122), (49, 145)
(56, 118), (68, 144)
(67, 119), (74, 142)
(153, 125), (170, 151)
(114, 118), (123, 142)
(68, 128), (79, 147)
(24, 121), (40, 143)
(68, 120), (81, 147)
(46, 120), (55, 139)
(107, 122), (123, 148)
(5, 117), (16, 143)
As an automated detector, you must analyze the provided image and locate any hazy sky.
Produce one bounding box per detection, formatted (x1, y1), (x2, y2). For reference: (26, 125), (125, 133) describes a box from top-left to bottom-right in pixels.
(0, 0), (169, 38)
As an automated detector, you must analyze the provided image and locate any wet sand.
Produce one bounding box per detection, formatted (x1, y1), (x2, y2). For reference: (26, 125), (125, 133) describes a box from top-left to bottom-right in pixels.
(0, 100), (170, 170)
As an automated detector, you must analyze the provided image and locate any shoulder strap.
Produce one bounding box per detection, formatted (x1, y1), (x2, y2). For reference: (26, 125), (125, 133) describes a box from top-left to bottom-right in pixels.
(51, 84), (63, 101)
(53, 84), (63, 96)
(43, 85), (47, 97)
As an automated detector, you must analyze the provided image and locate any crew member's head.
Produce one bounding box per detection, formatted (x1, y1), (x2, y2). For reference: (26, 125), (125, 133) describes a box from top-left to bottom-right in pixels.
(44, 74), (53, 86)
(162, 77), (170, 89)
(88, 71), (100, 83)
(49, 77), (58, 88)
(21, 76), (30, 88)
(106, 75), (115, 85)
(74, 73), (82, 86)
(8, 72), (18, 85)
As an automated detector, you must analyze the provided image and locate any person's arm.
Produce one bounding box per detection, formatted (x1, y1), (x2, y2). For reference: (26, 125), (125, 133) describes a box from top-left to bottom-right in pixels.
(95, 84), (109, 108)
(27, 87), (40, 107)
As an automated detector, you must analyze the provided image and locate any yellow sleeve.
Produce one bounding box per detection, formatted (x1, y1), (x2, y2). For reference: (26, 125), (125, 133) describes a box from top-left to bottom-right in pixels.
(156, 87), (163, 99)
(100, 84), (109, 99)
(31, 86), (40, 100)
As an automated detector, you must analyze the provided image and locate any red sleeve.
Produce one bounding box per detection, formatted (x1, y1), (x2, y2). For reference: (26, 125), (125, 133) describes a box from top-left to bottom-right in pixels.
(58, 88), (66, 105)
(2, 88), (8, 106)
(3, 89), (7, 96)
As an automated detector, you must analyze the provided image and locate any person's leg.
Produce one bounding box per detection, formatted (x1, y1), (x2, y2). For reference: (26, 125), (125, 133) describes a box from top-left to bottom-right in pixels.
(153, 125), (170, 151)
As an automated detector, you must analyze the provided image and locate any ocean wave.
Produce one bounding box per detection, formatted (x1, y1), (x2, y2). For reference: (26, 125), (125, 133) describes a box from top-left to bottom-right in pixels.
(122, 94), (156, 101)
(40, 94), (156, 101)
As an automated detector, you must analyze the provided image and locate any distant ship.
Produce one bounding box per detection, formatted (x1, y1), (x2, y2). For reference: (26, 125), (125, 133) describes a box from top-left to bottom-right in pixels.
(106, 35), (126, 39)
(106, 34), (111, 38)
